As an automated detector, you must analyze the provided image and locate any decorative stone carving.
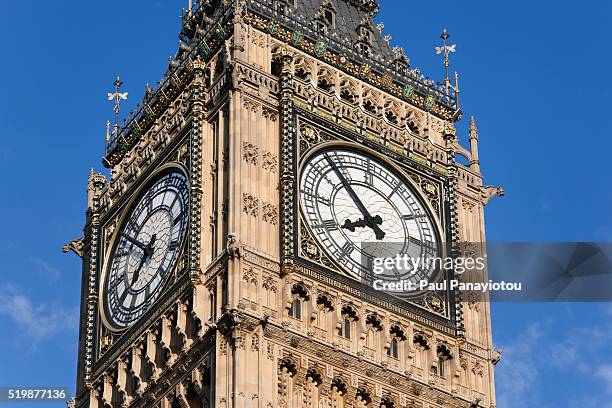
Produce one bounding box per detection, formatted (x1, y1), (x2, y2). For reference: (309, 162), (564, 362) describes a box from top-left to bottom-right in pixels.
(242, 193), (259, 217)
(244, 98), (260, 113)
(262, 152), (278, 173)
(243, 142), (259, 164)
(262, 202), (278, 225)
(479, 185), (505, 205)
(262, 107), (278, 122)
(227, 233), (242, 259)
(63, 237), (85, 258)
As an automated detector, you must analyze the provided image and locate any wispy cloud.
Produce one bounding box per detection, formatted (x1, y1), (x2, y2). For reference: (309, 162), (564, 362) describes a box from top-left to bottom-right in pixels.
(496, 307), (612, 406)
(30, 257), (62, 282)
(495, 321), (547, 407)
(596, 366), (612, 393)
(0, 284), (78, 348)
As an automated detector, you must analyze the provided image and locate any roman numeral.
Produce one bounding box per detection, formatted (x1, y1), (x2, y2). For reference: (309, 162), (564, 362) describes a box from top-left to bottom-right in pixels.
(340, 242), (354, 257)
(173, 214), (182, 225)
(315, 219), (338, 231)
(169, 240), (179, 251)
(403, 213), (427, 221)
(126, 218), (139, 233)
(317, 195), (331, 206)
(409, 236), (435, 250)
(119, 289), (129, 304)
(388, 181), (401, 198)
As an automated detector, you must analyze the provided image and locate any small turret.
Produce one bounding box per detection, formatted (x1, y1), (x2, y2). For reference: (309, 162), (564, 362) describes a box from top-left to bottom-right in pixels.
(469, 116), (480, 172)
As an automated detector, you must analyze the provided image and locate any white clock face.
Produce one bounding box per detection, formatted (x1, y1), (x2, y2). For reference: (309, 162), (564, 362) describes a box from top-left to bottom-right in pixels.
(102, 169), (189, 330)
(300, 148), (440, 288)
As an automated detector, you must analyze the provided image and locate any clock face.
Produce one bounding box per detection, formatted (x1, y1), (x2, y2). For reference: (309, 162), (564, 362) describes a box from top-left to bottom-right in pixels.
(102, 168), (189, 330)
(300, 148), (440, 289)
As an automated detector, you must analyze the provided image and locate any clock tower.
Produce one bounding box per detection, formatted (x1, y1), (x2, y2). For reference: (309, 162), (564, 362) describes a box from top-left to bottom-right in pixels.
(69, 1), (502, 407)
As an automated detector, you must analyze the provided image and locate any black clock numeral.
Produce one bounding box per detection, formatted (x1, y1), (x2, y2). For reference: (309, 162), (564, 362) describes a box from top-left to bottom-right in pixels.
(173, 214), (182, 226)
(169, 240), (179, 251)
(364, 167), (374, 185)
(317, 195), (331, 206)
(403, 213), (427, 221)
(340, 242), (354, 258)
(119, 289), (129, 304)
(126, 218), (139, 234)
(409, 236), (435, 250)
(319, 219), (338, 231)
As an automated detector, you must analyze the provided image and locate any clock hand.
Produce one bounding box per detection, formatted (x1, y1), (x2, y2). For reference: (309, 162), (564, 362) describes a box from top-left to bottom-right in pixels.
(129, 234), (157, 287)
(323, 154), (386, 240)
(131, 254), (147, 286)
(144, 234), (157, 258)
(119, 232), (149, 252)
(342, 216), (383, 232)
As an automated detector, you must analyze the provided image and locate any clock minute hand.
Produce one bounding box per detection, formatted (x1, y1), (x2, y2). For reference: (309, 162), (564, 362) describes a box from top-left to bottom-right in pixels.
(119, 232), (149, 252)
(131, 255), (146, 286)
(323, 154), (386, 240)
(129, 234), (157, 286)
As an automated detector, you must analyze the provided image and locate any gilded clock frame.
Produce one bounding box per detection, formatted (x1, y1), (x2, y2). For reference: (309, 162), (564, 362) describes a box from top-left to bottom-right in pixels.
(98, 162), (190, 333)
(293, 111), (457, 324)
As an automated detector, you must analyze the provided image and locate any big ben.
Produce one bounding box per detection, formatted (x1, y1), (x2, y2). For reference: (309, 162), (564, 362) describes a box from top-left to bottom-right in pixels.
(69, 1), (502, 407)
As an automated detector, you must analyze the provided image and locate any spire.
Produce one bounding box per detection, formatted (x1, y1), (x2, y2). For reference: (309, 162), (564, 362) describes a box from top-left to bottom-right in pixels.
(468, 116), (480, 172)
(469, 115), (478, 140)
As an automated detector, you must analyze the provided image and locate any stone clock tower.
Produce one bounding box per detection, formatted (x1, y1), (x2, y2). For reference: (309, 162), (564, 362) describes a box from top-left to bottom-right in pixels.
(69, 1), (502, 407)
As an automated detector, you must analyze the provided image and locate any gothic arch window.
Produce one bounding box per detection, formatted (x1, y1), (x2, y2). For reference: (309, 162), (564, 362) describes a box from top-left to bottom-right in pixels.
(355, 387), (372, 407)
(339, 305), (358, 339)
(331, 378), (348, 407)
(288, 283), (309, 320)
(380, 396), (395, 408)
(388, 338), (399, 359)
(315, 294), (334, 329)
(279, 359), (298, 405)
(204, 67), (211, 88)
(364, 314), (383, 350)
(314, 0), (336, 34)
(305, 368), (322, 405)
(271, 56), (282, 77)
(387, 325), (406, 359)
(323, 8), (335, 27)
(413, 333), (430, 371)
(362, 89), (379, 114)
(288, 298), (302, 320)
(437, 344), (453, 378)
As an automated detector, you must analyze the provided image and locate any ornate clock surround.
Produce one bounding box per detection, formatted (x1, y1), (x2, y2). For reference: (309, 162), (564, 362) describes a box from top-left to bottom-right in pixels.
(98, 162), (190, 333)
(94, 129), (193, 364)
(292, 110), (458, 329)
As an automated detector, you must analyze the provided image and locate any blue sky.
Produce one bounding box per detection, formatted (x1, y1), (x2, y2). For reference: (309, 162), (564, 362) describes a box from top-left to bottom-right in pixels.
(0, 1), (610, 407)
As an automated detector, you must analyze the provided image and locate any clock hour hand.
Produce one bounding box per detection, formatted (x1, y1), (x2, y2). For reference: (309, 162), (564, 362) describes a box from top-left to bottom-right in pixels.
(323, 154), (386, 240)
(342, 216), (383, 232)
